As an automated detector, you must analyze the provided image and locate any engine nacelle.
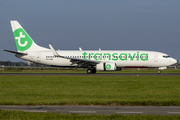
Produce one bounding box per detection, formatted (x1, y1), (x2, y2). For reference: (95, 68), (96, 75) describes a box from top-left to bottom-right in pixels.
(96, 62), (117, 71)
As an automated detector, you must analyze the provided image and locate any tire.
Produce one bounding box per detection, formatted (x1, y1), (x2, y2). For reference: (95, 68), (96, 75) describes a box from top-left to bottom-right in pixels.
(91, 68), (96, 74)
(157, 70), (161, 74)
(87, 69), (91, 74)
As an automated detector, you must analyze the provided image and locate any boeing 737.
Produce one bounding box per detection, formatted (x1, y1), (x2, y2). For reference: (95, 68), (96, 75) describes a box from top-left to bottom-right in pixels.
(3, 21), (178, 74)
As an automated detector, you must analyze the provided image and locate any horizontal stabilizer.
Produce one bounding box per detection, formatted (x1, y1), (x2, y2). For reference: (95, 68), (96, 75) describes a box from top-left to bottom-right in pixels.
(2, 49), (27, 55)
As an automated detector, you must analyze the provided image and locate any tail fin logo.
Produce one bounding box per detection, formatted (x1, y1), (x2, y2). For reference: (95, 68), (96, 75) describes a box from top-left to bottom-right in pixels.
(13, 28), (33, 51)
(15, 32), (27, 47)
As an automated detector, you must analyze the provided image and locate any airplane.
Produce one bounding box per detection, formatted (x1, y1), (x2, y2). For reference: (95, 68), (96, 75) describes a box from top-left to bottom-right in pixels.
(2, 20), (178, 74)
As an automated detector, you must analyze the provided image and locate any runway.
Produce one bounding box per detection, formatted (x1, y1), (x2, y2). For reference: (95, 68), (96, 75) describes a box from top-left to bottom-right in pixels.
(1, 105), (180, 115)
(0, 73), (180, 76)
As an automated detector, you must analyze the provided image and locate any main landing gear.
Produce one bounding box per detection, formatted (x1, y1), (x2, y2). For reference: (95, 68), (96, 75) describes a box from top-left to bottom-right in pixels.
(87, 68), (96, 74)
(157, 70), (161, 74)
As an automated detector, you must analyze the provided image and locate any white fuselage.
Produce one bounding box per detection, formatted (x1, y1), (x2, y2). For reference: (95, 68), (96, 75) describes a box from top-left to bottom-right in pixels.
(18, 50), (177, 68)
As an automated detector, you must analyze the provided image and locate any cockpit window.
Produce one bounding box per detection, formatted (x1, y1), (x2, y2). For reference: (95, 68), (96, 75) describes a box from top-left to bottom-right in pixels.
(163, 55), (170, 58)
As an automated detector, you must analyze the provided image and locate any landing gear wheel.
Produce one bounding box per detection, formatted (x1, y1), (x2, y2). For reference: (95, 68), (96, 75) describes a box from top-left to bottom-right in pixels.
(87, 69), (92, 74)
(91, 68), (96, 74)
(87, 68), (96, 74)
(157, 70), (161, 74)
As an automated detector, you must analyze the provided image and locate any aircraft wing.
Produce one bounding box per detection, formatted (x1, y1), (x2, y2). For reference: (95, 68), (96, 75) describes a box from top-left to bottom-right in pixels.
(2, 49), (27, 55)
(49, 44), (100, 67)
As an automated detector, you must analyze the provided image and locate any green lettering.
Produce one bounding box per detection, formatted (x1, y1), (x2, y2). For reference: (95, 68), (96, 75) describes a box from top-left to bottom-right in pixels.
(82, 51), (148, 61)
(129, 53), (136, 61)
(103, 53), (111, 60)
(119, 53), (127, 61)
(137, 51), (139, 61)
(112, 53), (118, 61)
(140, 53), (148, 61)
(88, 53), (94, 60)
(94, 53), (102, 60)
(82, 52), (87, 60)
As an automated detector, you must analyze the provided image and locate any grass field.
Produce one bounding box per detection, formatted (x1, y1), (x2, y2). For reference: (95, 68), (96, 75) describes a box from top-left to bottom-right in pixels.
(0, 76), (180, 105)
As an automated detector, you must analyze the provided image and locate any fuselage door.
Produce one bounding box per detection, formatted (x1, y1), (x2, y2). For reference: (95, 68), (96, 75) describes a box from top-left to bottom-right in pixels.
(37, 53), (41, 62)
(154, 53), (158, 62)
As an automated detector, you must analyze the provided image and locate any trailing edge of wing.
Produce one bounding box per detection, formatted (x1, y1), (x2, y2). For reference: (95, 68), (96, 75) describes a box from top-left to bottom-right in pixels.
(2, 49), (27, 55)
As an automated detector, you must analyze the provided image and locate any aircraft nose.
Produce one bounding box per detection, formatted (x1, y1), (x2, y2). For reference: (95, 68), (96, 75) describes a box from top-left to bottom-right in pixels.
(171, 58), (178, 64)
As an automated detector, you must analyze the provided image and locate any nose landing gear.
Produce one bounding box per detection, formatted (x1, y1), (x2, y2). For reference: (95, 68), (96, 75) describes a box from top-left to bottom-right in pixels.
(157, 70), (161, 74)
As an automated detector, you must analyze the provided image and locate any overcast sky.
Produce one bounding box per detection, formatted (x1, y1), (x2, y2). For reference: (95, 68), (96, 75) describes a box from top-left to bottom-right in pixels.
(0, 0), (180, 62)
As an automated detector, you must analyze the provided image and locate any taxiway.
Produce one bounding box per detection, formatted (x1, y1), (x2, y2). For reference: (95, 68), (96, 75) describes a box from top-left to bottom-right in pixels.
(1, 106), (180, 115)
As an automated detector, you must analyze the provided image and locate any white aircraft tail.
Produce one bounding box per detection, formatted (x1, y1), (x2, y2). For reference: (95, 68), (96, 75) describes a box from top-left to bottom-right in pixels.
(10, 21), (48, 52)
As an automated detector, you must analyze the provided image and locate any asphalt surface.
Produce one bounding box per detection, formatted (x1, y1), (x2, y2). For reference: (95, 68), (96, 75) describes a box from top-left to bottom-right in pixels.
(1, 106), (180, 115)
(0, 73), (180, 76)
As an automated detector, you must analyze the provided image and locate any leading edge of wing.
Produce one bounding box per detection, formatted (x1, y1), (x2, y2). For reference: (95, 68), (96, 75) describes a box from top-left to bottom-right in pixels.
(49, 44), (100, 65)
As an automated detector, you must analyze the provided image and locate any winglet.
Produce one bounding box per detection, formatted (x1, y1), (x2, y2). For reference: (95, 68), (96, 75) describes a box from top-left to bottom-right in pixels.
(49, 44), (60, 57)
(79, 47), (82, 51)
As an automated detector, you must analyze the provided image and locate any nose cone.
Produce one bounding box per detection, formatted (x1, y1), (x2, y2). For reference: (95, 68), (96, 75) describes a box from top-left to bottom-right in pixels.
(171, 58), (178, 65)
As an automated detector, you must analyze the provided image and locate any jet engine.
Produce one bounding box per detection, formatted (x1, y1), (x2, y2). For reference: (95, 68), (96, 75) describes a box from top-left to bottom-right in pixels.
(96, 62), (118, 71)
